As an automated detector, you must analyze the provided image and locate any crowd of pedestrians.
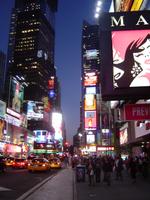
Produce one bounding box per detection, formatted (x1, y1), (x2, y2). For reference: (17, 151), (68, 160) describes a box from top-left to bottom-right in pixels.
(72, 154), (150, 186)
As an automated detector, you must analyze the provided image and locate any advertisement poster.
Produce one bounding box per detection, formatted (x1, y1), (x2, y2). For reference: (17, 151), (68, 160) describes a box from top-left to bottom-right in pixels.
(85, 111), (96, 130)
(11, 78), (24, 113)
(27, 101), (44, 120)
(84, 94), (96, 110)
(99, 11), (150, 100)
(112, 29), (150, 88)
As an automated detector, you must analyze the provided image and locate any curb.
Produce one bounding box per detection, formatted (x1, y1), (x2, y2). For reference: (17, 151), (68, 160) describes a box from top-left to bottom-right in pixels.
(73, 169), (77, 200)
(16, 173), (57, 200)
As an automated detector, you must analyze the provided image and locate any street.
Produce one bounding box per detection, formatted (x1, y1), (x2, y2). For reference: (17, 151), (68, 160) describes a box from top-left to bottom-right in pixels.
(0, 167), (59, 200)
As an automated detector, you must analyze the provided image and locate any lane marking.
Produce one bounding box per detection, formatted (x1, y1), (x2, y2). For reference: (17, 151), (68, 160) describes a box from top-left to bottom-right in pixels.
(0, 186), (12, 191)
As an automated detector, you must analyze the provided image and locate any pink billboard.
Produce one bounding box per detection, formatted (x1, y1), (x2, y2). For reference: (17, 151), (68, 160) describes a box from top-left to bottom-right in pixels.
(112, 29), (150, 88)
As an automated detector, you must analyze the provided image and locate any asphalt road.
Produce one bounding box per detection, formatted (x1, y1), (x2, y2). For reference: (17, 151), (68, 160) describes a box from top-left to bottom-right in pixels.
(0, 167), (59, 200)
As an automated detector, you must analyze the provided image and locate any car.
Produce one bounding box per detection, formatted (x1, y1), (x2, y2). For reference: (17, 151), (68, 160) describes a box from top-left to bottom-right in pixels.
(12, 158), (28, 169)
(27, 158), (50, 172)
(5, 157), (15, 167)
(49, 158), (62, 169)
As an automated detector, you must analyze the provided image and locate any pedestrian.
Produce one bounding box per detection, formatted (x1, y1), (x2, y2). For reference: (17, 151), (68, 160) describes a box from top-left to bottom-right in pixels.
(95, 158), (101, 183)
(103, 157), (113, 186)
(129, 157), (137, 184)
(87, 160), (95, 186)
(114, 155), (124, 181)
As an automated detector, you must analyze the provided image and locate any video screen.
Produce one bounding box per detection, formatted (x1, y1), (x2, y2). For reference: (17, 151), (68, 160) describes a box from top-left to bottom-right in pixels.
(26, 101), (44, 120)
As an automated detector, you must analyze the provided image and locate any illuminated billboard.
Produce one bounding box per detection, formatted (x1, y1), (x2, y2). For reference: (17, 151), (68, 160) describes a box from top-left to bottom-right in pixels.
(86, 134), (95, 144)
(85, 49), (99, 60)
(85, 86), (96, 94)
(48, 79), (54, 89)
(34, 130), (48, 143)
(120, 128), (128, 145)
(26, 101), (44, 120)
(99, 11), (150, 100)
(84, 94), (96, 110)
(10, 78), (24, 113)
(85, 111), (96, 130)
(84, 72), (97, 86)
(52, 112), (62, 140)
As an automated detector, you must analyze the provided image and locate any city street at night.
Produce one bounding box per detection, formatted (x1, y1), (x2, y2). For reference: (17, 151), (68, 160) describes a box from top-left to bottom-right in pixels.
(0, 0), (150, 200)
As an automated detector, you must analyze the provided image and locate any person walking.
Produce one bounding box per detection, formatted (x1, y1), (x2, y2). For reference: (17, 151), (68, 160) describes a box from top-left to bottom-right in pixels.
(115, 155), (124, 181)
(95, 158), (102, 183)
(103, 157), (113, 186)
(129, 157), (137, 184)
(87, 159), (95, 186)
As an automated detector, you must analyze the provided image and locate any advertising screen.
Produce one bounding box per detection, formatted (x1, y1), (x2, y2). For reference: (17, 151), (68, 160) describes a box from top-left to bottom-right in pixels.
(48, 79), (54, 89)
(86, 134), (95, 144)
(120, 128), (128, 145)
(84, 94), (96, 110)
(99, 11), (150, 100)
(52, 112), (62, 140)
(84, 73), (97, 86)
(34, 130), (47, 143)
(85, 111), (96, 130)
(26, 101), (44, 120)
(86, 86), (96, 94)
(11, 78), (24, 113)
(85, 49), (99, 60)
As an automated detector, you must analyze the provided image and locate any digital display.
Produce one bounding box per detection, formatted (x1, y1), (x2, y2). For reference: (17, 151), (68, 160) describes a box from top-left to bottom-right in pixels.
(84, 75), (97, 86)
(11, 78), (24, 113)
(120, 128), (128, 145)
(85, 111), (96, 130)
(34, 130), (47, 143)
(52, 112), (62, 140)
(85, 49), (99, 60)
(84, 94), (96, 110)
(48, 79), (54, 89)
(86, 134), (95, 144)
(26, 101), (44, 120)
(86, 86), (96, 94)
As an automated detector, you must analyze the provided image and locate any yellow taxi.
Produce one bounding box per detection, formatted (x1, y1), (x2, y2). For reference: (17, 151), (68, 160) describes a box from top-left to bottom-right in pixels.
(49, 158), (62, 169)
(5, 157), (15, 167)
(27, 158), (50, 172)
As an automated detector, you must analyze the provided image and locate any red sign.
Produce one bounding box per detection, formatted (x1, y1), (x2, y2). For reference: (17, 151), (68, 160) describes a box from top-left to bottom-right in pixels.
(124, 104), (150, 120)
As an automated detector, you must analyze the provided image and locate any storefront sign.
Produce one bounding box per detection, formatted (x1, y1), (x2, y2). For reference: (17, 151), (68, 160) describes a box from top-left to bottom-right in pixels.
(124, 104), (150, 120)
(7, 108), (20, 119)
(5, 114), (21, 127)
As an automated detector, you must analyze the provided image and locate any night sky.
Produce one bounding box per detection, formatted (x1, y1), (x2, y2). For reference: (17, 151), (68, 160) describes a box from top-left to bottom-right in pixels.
(0, 0), (97, 144)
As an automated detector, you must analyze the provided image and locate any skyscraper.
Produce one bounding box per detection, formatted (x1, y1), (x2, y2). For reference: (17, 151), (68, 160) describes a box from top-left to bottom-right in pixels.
(5, 0), (59, 137)
(80, 21), (100, 150)
(6, 0), (58, 102)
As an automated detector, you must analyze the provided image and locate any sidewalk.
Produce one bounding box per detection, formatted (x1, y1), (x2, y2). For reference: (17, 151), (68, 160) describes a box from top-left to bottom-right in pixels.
(17, 167), (76, 200)
(76, 170), (150, 200)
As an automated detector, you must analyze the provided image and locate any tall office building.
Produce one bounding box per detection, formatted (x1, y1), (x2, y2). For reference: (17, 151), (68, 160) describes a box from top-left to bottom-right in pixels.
(6, 0), (58, 103)
(81, 21), (101, 151)
(0, 51), (6, 99)
(5, 0), (59, 135)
